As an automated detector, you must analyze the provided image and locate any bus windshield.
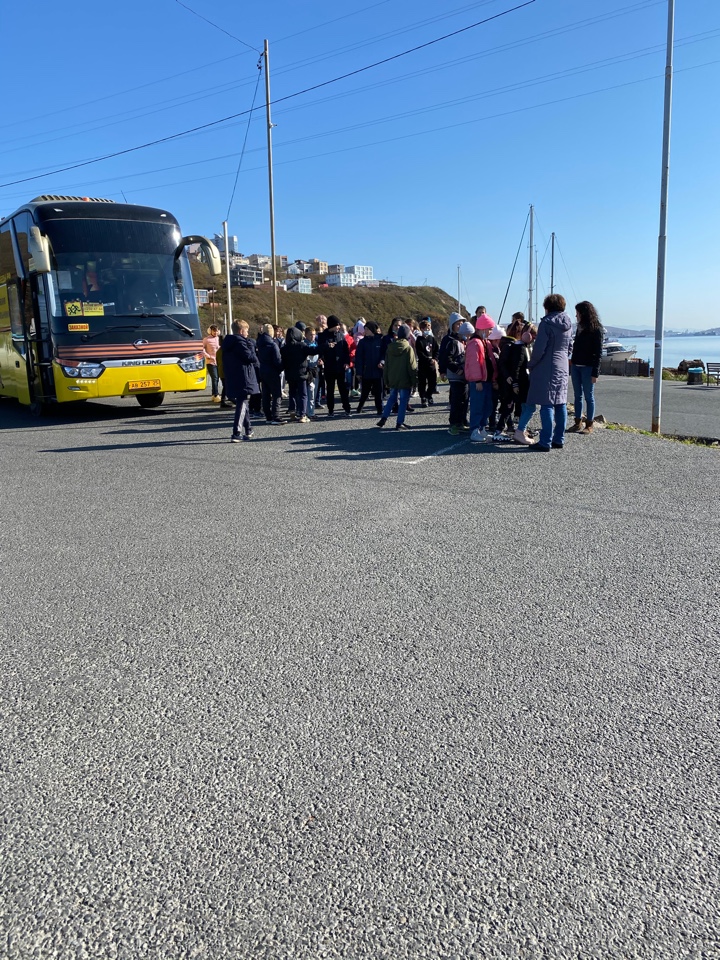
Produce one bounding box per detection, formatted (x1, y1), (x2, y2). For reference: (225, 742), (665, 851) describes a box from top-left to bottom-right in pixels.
(42, 218), (198, 328)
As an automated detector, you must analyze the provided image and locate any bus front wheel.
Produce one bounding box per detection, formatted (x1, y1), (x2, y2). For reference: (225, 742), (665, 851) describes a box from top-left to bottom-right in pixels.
(136, 392), (165, 409)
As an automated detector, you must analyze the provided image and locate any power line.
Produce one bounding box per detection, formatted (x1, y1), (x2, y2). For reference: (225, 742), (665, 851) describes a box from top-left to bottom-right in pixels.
(0, 0), (535, 189)
(226, 58), (263, 221)
(0, 0), (671, 160)
(174, 0), (260, 52)
(9, 57), (718, 205)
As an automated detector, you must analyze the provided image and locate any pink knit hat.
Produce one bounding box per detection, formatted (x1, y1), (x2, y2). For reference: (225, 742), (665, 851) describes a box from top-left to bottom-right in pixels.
(475, 313), (495, 331)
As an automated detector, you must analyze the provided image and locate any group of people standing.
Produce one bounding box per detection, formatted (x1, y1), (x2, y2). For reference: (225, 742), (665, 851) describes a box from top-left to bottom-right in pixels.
(204, 294), (604, 448)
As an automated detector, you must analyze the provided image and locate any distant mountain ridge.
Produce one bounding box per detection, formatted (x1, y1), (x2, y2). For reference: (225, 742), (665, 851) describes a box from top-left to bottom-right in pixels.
(604, 326), (720, 338)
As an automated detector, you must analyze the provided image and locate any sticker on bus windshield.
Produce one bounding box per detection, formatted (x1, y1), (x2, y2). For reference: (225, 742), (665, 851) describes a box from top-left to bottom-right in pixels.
(83, 303), (105, 316)
(65, 301), (83, 317)
(68, 323), (90, 331)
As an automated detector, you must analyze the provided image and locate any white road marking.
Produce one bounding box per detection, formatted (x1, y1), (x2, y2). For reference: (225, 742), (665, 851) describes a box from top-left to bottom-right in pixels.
(401, 439), (469, 465)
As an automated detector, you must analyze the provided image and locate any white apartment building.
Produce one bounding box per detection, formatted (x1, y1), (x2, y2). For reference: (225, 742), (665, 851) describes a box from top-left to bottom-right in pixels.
(345, 265), (373, 280)
(285, 278), (312, 294)
(327, 273), (357, 287)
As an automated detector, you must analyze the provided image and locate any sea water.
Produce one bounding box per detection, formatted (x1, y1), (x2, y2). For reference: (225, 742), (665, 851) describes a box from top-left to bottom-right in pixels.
(627, 335), (720, 369)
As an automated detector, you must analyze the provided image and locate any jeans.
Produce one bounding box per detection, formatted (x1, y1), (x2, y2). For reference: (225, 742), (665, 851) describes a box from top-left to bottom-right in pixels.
(382, 387), (410, 425)
(232, 392), (252, 436)
(571, 365), (596, 422)
(357, 377), (383, 414)
(207, 363), (219, 396)
(307, 375), (316, 417)
(518, 402), (567, 446)
(261, 374), (281, 421)
(448, 381), (468, 426)
(288, 378), (308, 419)
(468, 382), (494, 431)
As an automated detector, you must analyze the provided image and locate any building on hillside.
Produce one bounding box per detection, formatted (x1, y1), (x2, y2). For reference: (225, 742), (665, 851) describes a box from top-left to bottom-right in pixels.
(327, 273), (357, 287)
(328, 264), (344, 275)
(195, 289), (210, 305)
(287, 259), (312, 275)
(231, 264), (264, 286)
(356, 279), (380, 288)
(276, 255), (288, 270)
(285, 278), (312, 294)
(249, 253), (272, 269)
(310, 259), (328, 274)
(346, 265), (373, 280)
(213, 233), (239, 255)
(379, 279), (398, 286)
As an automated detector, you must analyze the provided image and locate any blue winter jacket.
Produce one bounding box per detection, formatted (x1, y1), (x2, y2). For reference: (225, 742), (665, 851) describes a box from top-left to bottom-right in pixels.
(222, 334), (260, 398)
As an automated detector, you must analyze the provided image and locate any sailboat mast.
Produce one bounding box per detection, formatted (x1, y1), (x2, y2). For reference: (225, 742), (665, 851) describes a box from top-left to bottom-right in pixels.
(527, 204), (534, 323)
(550, 232), (555, 294)
(457, 265), (461, 314)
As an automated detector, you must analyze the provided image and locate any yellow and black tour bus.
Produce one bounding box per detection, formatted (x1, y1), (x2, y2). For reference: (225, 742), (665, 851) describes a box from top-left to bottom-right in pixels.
(0, 195), (221, 413)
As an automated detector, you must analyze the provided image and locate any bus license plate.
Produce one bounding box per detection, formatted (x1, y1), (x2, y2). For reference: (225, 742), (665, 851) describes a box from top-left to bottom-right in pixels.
(128, 379), (161, 390)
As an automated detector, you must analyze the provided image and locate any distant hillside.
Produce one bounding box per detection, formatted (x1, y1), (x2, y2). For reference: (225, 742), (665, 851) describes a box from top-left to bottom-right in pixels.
(190, 262), (467, 333)
(604, 326), (654, 338)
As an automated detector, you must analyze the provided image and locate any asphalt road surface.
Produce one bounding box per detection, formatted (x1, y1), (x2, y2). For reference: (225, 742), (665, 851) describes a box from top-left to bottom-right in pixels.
(1, 390), (718, 959)
(591, 376), (720, 438)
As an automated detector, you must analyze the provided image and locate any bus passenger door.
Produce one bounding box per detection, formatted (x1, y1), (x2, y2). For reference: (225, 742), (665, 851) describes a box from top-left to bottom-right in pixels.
(7, 281), (33, 405)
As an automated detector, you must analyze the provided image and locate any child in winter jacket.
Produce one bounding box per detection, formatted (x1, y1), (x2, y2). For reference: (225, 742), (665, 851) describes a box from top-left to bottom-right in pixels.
(439, 313), (473, 435)
(415, 318), (439, 407)
(464, 315), (498, 442)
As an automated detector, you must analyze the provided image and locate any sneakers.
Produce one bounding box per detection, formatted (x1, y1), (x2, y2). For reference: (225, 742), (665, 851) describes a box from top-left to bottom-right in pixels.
(230, 432), (241, 443)
(298, 416), (310, 423)
(349, 389), (360, 398)
(246, 429), (254, 439)
(460, 424), (470, 432)
(551, 442), (564, 449)
(470, 428), (488, 443)
(377, 417), (387, 428)
(513, 428), (534, 445)
(427, 397), (435, 406)
(492, 430), (504, 442)
(395, 422), (411, 430)
(529, 443), (551, 452)
(421, 400), (428, 408)
(345, 410), (352, 418)
(448, 424), (461, 436)
(327, 411), (335, 417)
(211, 395), (221, 403)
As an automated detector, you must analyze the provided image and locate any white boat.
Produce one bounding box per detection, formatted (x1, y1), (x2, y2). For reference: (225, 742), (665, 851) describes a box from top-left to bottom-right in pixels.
(602, 338), (637, 361)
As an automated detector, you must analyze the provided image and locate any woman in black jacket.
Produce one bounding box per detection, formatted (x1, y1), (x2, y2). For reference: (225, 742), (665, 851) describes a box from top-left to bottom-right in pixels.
(568, 300), (604, 434)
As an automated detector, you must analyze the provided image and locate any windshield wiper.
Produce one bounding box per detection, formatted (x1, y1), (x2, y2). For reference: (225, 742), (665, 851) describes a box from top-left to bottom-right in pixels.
(79, 324), (141, 342)
(139, 312), (196, 337)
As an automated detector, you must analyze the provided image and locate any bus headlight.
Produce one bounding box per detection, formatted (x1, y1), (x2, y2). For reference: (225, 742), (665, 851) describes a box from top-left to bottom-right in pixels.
(178, 354), (205, 372)
(61, 362), (105, 379)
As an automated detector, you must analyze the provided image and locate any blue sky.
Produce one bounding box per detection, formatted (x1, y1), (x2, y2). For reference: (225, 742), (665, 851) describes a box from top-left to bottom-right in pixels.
(1, 0), (718, 330)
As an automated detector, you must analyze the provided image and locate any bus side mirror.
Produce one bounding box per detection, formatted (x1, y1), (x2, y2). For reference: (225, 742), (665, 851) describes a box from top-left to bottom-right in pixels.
(28, 226), (51, 274)
(176, 235), (222, 277)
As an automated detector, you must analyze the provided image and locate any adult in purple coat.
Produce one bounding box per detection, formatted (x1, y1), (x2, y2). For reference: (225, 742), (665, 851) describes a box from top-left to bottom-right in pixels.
(513, 293), (573, 451)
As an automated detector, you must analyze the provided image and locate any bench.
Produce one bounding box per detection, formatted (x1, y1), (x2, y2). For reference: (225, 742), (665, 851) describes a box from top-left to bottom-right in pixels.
(707, 362), (720, 386)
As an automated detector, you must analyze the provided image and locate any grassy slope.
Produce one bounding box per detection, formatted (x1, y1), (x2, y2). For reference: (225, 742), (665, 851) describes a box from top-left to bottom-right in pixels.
(191, 263), (466, 334)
